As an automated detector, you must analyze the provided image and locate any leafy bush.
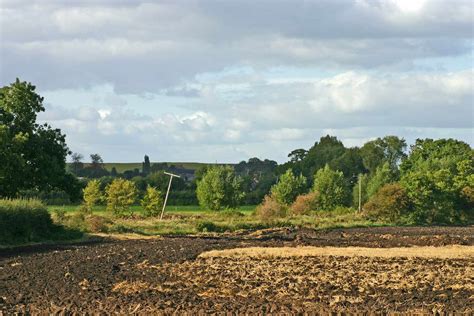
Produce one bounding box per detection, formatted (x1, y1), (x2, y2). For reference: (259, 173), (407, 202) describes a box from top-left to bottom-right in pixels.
(290, 192), (319, 215)
(0, 198), (55, 244)
(85, 215), (111, 233)
(141, 185), (162, 217)
(271, 169), (307, 205)
(363, 183), (410, 222)
(400, 139), (473, 223)
(461, 186), (474, 206)
(313, 164), (349, 210)
(105, 178), (138, 217)
(196, 166), (244, 211)
(256, 195), (288, 220)
(83, 179), (102, 213)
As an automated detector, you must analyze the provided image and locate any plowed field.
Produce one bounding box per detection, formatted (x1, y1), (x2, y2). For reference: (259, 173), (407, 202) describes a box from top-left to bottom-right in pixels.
(1, 226), (473, 314)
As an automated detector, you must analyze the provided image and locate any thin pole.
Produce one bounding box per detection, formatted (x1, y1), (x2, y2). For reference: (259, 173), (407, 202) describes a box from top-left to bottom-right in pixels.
(160, 172), (180, 220)
(358, 174), (362, 213)
(160, 176), (173, 220)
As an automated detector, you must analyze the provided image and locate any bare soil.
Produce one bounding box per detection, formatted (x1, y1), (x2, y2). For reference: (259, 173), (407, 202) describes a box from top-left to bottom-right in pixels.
(1, 226), (473, 314)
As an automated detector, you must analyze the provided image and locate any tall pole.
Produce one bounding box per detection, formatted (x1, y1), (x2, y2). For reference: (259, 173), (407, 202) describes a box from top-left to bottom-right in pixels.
(358, 174), (362, 213)
(160, 172), (180, 220)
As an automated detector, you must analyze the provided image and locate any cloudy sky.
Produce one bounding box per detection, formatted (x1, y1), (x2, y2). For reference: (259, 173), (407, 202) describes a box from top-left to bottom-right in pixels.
(1, 0), (473, 163)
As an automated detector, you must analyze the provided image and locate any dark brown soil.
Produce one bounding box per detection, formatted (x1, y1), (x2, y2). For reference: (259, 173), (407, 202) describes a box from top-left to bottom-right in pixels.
(1, 226), (473, 314)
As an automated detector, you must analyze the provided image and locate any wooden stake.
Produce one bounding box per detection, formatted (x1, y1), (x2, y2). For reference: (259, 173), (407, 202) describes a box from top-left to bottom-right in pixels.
(160, 172), (180, 220)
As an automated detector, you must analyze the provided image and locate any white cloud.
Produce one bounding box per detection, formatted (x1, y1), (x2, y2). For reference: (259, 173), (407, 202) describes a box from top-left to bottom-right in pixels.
(4, 0), (473, 162)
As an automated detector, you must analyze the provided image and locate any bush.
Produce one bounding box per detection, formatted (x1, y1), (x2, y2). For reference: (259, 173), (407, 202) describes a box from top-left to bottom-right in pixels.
(290, 192), (319, 215)
(85, 215), (111, 233)
(0, 199), (55, 244)
(271, 169), (307, 205)
(363, 183), (410, 222)
(83, 179), (102, 213)
(141, 186), (162, 217)
(196, 166), (244, 211)
(313, 164), (349, 210)
(105, 179), (138, 217)
(461, 186), (474, 206)
(52, 208), (66, 223)
(256, 195), (288, 220)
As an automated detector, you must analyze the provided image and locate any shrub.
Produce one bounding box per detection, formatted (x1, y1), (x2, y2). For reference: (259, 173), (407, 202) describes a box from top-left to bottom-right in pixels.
(141, 186), (162, 217)
(256, 195), (288, 220)
(271, 169), (307, 205)
(196, 166), (244, 211)
(105, 179), (138, 217)
(363, 183), (410, 222)
(64, 212), (87, 231)
(290, 192), (319, 215)
(0, 199), (54, 244)
(461, 186), (474, 206)
(52, 208), (67, 223)
(83, 179), (102, 213)
(313, 164), (349, 210)
(85, 215), (111, 233)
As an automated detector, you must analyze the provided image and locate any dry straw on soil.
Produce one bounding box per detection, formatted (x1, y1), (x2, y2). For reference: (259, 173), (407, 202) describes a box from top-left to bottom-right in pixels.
(198, 245), (474, 259)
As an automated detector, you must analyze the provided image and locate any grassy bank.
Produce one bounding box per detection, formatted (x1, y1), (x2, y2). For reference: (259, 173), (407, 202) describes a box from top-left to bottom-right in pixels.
(47, 204), (387, 236)
(0, 199), (83, 247)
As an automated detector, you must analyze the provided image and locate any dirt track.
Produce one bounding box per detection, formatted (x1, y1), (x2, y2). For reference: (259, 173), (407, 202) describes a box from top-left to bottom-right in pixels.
(1, 226), (473, 314)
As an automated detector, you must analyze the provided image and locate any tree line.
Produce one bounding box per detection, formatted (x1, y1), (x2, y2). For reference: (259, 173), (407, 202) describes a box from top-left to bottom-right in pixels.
(1, 79), (472, 224)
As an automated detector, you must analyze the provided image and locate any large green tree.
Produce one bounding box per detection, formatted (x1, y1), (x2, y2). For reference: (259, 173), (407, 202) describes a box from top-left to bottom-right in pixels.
(400, 138), (473, 223)
(270, 169), (307, 205)
(0, 79), (73, 197)
(360, 136), (407, 176)
(196, 166), (244, 211)
(313, 164), (349, 210)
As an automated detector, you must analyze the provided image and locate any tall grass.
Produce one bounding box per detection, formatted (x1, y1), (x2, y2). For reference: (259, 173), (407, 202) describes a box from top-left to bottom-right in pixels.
(0, 198), (82, 245)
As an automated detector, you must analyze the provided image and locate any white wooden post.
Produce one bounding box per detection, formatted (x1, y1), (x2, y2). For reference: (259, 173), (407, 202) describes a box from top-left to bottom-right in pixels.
(160, 172), (180, 220)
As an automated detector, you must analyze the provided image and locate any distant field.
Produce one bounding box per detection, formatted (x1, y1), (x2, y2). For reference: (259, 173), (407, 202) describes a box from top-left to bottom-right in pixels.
(69, 162), (234, 173)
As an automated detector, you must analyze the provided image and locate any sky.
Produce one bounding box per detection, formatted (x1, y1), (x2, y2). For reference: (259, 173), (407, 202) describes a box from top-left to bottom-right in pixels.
(1, 0), (473, 163)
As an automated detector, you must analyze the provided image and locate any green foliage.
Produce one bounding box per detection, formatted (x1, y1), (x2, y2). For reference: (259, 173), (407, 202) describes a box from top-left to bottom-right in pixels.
(83, 179), (102, 213)
(400, 138), (473, 224)
(0, 79), (72, 198)
(313, 165), (349, 210)
(290, 192), (320, 215)
(366, 162), (395, 198)
(141, 185), (163, 217)
(363, 183), (410, 222)
(360, 136), (407, 175)
(256, 195), (288, 220)
(196, 166), (244, 211)
(270, 169), (307, 205)
(105, 179), (138, 217)
(0, 199), (54, 244)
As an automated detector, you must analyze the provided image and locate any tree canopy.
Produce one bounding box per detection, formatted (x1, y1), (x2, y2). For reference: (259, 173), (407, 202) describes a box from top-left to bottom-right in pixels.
(0, 79), (74, 198)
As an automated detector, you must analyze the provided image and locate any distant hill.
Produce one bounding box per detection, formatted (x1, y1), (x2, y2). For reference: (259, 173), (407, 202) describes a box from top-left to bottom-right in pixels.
(69, 162), (234, 174)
